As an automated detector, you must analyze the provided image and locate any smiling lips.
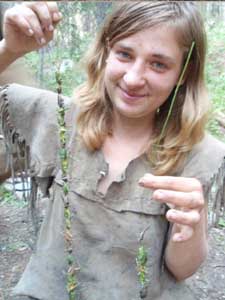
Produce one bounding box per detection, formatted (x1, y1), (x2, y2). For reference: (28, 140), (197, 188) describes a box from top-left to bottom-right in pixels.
(118, 85), (148, 101)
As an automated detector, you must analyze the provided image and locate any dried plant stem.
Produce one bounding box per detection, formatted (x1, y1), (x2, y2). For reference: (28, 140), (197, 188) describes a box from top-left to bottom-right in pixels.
(159, 41), (195, 142)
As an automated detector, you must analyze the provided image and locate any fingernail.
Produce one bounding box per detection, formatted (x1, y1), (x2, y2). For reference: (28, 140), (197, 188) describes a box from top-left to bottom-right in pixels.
(48, 25), (54, 31)
(174, 235), (183, 242)
(154, 191), (164, 200)
(138, 178), (147, 186)
(53, 13), (58, 21)
(41, 37), (46, 45)
(38, 37), (46, 45)
(53, 12), (62, 22)
(28, 28), (34, 36)
(168, 210), (177, 217)
(139, 174), (155, 187)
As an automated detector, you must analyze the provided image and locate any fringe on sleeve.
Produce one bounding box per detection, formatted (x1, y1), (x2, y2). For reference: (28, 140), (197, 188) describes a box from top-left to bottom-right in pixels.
(0, 85), (30, 197)
(0, 85), (53, 234)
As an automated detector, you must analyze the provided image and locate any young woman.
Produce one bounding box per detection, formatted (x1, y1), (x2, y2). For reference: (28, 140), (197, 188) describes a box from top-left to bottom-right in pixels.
(0, 2), (224, 300)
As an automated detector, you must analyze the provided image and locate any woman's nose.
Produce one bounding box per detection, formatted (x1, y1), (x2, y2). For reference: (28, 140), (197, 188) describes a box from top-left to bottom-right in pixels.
(123, 63), (146, 88)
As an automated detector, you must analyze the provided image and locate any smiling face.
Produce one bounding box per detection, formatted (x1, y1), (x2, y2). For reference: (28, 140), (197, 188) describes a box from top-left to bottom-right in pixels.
(104, 25), (184, 123)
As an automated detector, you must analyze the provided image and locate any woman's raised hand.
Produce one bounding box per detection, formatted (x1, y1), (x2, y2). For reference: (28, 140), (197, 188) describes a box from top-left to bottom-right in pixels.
(139, 174), (206, 242)
(2, 2), (62, 56)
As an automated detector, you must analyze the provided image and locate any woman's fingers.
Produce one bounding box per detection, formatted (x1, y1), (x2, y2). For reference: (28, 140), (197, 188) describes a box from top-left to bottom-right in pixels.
(23, 8), (47, 45)
(4, 2), (62, 46)
(5, 5), (45, 45)
(4, 7), (35, 37)
(153, 189), (204, 209)
(166, 209), (201, 226)
(46, 2), (62, 23)
(139, 173), (202, 193)
(23, 2), (53, 32)
(24, 2), (62, 29)
(23, 2), (62, 44)
(166, 209), (201, 242)
(172, 225), (194, 242)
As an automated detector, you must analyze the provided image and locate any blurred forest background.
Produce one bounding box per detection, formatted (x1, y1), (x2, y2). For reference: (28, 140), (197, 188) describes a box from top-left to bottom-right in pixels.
(2, 2), (225, 142)
(1, 4), (225, 298)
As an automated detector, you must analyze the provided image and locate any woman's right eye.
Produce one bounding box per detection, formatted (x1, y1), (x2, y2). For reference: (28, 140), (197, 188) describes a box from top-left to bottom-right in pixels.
(116, 51), (131, 60)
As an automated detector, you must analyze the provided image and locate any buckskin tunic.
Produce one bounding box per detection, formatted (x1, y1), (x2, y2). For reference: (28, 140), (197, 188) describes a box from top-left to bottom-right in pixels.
(0, 84), (224, 300)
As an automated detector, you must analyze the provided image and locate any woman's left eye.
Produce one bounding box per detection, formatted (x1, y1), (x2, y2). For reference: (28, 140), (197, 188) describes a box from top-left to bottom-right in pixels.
(151, 62), (167, 70)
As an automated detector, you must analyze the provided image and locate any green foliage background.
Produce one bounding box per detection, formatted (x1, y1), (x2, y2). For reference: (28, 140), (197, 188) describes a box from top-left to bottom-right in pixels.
(24, 2), (225, 142)
(205, 21), (225, 142)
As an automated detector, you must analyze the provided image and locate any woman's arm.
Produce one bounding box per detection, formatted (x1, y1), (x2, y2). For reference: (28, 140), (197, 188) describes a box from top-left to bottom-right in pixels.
(0, 2), (63, 182)
(0, 40), (21, 73)
(139, 174), (208, 281)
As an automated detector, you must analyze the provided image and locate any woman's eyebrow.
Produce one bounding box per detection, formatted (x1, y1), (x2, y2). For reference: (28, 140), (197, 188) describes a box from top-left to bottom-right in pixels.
(114, 42), (133, 52)
(152, 53), (176, 64)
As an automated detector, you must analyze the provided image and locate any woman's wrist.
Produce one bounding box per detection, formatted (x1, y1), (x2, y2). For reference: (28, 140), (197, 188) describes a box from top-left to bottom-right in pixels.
(0, 39), (24, 73)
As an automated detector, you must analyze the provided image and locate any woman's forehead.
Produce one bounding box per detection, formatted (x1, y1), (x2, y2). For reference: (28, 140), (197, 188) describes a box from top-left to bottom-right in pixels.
(112, 26), (184, 62)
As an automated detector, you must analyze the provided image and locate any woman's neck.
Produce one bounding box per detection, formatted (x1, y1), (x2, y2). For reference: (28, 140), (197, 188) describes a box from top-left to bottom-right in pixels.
(98, 112), (154, 195)
(111, 111), (154, 143)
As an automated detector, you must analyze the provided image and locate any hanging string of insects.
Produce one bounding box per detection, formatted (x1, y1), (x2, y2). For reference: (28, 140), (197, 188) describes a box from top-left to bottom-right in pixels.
(56, 70), (77, 299)
(52, 5), (77, 298)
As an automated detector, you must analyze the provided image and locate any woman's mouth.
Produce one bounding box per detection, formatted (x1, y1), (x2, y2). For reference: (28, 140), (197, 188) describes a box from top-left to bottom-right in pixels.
(118, 86), (147, 101)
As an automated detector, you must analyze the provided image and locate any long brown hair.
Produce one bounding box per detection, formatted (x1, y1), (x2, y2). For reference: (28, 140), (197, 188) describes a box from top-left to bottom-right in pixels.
(75, 2), (209, 175)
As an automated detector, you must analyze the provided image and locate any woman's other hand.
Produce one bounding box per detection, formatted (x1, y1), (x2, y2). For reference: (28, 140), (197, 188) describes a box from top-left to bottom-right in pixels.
(139, 173), (208, 280)
(2, 2), (62, 56)
(139, 174), (206, 242)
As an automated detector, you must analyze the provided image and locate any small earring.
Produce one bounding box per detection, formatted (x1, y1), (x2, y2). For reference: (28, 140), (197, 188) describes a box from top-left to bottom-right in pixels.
(156, 107), (160, 114)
